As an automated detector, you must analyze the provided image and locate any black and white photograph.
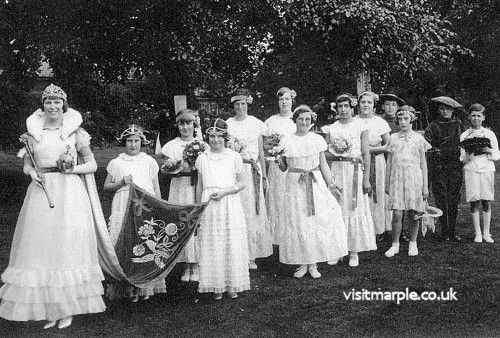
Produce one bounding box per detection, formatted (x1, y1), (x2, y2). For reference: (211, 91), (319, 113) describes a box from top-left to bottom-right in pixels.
(0, 0), (499, 336)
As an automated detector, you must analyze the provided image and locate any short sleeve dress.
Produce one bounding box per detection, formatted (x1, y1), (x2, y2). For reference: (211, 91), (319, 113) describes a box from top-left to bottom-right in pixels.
(195, 148), (250, 294)
(354, 115), (391, 234)
(387, 131), (431, 212)
(322, 120), (377, 253)
(106, 152), (165, 297)
(279, 132), (348, 264)
(226, 116), (273, 260)
(161, 137), (199, 263)
(264, 114), (296, 245)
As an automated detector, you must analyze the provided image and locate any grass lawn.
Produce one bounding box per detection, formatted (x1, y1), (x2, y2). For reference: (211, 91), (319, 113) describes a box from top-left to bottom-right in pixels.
(0, 148), (499, 336)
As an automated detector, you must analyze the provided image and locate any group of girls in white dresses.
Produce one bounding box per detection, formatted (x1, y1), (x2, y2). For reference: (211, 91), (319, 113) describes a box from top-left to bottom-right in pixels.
(1, 84), (498, 329)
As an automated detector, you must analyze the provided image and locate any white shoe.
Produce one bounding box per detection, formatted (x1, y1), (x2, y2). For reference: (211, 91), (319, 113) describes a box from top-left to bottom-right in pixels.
(327, 258), (339, 265)
(293, 265), (307, 278)
(190, 266), (200, 282)
(44, 321), (57, 329)
(249, 260), (258, 270)
(348, 253), (359, 267)
(474, 236), (483, 243)
(408, 242), (418, 256)
(213, 293), (223, 300)
(228, 291), (238, 299)
(131, 295), (139, 303)
(143, 295), (150, 301)
(308, 264), (321, 278)
(58, 316), (73, 329)
(180, 268), (190, 282)
(385, 244), (400, 258)
(483, 234), (494, 243)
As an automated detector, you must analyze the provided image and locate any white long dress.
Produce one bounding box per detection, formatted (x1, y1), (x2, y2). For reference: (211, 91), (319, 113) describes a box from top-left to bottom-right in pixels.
(195, 149), (250, 293)
(264, 114), (296, 245)
(322, 120), (377, 253)
(161, 137), (199, 263)
(279, 133), (348, 264)
(226, 116), (273, 260)
(107, 152), (166, 296)
(0, 128), (105, 321)
(354, 115), (391, 234)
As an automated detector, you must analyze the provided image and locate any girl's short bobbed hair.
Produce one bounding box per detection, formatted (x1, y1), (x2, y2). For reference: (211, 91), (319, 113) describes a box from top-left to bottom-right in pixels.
(335, 93), (357, 107)
(358, 91), (379, 103)
(292, 104), (316, 122)
(395, 105), (417, 124)
(41, 97), (69, 113)
(206, 118), (230, 142)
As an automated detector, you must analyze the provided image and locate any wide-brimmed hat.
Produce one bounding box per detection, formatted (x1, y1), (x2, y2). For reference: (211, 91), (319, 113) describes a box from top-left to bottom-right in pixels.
(379, 93), (405, 106)
(230, 88), (253, 104)
(430, 96), (462, 108)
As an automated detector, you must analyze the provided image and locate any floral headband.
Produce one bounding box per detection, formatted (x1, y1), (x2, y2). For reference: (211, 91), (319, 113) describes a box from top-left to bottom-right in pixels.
(331, 94), (358, 110)
(358, 91), (379, 102)
(396, 109), (416, 122)
(116, 124), (151, 145)
(276, 87), (297, 99)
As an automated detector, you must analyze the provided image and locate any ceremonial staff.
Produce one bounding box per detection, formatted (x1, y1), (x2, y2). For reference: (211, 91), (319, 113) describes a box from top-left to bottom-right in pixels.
(20, 135), (55, 208)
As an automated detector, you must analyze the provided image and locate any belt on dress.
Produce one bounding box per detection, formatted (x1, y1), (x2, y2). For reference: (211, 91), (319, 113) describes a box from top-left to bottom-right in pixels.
(243, 158), (261, 214)
(167, 170), (198, 186)
(38, 167), (61, 173)
(332, 155), (364, 210)
(369, 154), (378, 203)
(288, 166), (320, 216)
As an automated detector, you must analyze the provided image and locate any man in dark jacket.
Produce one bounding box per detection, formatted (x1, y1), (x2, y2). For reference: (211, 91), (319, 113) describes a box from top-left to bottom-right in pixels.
(424, 96), (465, 241)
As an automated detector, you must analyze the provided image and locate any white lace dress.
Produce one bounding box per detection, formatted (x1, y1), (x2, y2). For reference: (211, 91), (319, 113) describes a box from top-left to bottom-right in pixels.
(161, 137), (198, 263)
(0, 128), (105, 321)
(226, 116), (273, 260)
(354, 115), (391, 234)
(106, 152), (166, 296)
(279, 133), (348, 264)
(264, 114), (296, 245)
(322, 121), (377, 252)
(195, 149), (250, 293)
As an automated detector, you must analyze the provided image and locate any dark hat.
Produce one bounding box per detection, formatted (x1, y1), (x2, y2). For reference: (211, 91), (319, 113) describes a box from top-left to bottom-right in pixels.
(230, 88), (253, 103)
(430, 96), (462, 108)
(379, 93), (405, 106)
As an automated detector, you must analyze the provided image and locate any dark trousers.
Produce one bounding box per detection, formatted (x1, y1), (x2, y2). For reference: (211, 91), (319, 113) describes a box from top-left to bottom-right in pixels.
(431, 163), (463, 237)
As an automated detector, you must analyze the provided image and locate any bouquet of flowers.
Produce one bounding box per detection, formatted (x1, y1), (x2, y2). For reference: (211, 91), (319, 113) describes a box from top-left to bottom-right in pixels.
(329, 136), (352, 155)
(57, 145), (75, 171)
(264, 133), (283, 160)
(161, 158), (184, 174)
(228, 137), (252, 161)
(183, 139), (207, 168)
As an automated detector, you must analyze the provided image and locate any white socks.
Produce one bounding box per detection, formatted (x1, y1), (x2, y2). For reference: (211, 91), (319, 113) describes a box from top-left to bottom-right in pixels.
(483, 211), (494, 243)
(472, 212), (482, 242)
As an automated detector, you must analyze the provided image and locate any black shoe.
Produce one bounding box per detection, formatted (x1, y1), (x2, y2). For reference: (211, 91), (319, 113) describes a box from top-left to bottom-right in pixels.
(400, 234), (410, 242)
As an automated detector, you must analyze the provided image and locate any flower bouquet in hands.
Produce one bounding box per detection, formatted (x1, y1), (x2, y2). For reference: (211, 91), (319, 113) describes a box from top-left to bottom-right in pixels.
(264, 133), (283, 160)
(228, 137), (252, 161)
(329, 136), (352, 156)
(182, 139), (207, 169)
(161, 157), (184, 174)
(268, 144), (286, 163)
